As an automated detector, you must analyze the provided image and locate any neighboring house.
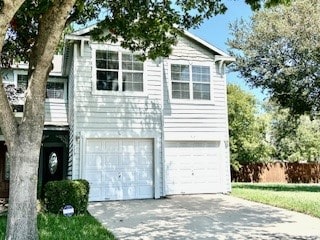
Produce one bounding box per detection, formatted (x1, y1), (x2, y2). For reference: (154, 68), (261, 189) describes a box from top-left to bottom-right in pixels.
(0, 27), (234, 201)
(0, 56), (69, 197)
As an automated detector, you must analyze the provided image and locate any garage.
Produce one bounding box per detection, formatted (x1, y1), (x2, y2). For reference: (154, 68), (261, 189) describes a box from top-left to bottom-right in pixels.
(84, 138), (154, 201)
(165, 141), (222, 195)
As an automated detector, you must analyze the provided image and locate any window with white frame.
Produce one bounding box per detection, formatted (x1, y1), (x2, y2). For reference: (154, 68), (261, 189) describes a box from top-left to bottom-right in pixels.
(17, 74), (28, 91)
(12, 72), (66, 101)
(171, 64), (211, 100)
(46, 81), (65, 99)
(46, 77), (67, 101)
(95, 50), (144, 92)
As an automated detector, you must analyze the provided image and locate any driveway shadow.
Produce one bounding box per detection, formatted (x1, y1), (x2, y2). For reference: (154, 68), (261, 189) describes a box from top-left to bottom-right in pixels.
(88, 194), (320, 240)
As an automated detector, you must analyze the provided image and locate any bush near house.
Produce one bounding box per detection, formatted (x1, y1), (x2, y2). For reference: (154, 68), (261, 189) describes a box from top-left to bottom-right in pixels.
(43, 179), (90, 215)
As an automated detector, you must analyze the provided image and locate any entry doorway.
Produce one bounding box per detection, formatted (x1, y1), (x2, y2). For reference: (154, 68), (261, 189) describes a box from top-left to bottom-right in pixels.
(42, 146), (64, 185)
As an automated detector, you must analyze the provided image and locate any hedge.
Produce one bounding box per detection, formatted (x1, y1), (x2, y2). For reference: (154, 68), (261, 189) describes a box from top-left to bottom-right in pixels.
(43, 179), (90, 215)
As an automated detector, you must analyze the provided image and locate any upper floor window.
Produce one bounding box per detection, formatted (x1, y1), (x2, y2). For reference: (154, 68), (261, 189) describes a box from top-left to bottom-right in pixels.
(17, 74), (28, 91)
(46, 82), (65, 99)
(15, 74), (65, 100)
(171, 64), (211, 100)
(96, 50), (144, 92)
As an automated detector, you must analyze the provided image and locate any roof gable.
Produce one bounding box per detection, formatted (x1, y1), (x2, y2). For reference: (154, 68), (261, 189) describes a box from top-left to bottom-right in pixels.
(69, 24), (232, 58)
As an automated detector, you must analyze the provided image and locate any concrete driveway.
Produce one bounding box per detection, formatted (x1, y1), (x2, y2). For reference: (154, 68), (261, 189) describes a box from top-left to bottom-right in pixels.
(88, 194), (320, 240)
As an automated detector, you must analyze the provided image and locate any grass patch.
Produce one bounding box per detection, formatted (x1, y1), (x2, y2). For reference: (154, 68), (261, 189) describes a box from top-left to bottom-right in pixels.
(0, 213), (115, 240)
(232, 183), (320, 218)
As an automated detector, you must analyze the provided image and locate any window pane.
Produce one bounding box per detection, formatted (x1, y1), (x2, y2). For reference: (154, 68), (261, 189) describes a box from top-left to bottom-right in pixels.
(122, 53), (132, 61)
(122, 53), (144, 92)
(192, 66), (210, 83)
(108, 51), (118, 60)
(97, 70), (119, 91)
(96, 60), (107, 69)
(193, 83), (210, 100)
(96, 50), (119, 70)
(122, 53), (143, 71)
(96, 51), (106, 59)
(133, 62), (143, 71)
(17, 75), (28, 91)
(123, 82), (143, 92)
(122, 62), (132, 70)
(96, 51), (119, 91)
(123, 73), (143, 91)
(172, 82), (190, 99)
(171, 64), (190, 82)
(46, 82), (64, 99)
(107, 60), (119, 70)
(96, 51), (144, 92)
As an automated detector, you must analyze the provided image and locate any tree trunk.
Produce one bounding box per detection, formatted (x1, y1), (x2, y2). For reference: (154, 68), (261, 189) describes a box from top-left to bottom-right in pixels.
(0, 1), (77, 239)
(6, 135), (41, 240)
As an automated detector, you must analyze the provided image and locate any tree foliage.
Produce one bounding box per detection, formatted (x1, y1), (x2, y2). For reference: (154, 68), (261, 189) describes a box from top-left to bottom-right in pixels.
(245, 0), (291, 10)
(0, 0), (293, 239)
(1, 0), (230, 65)
(266, 103), (320, 162)
(227, 84), (272, 171)
(228, 0), (320, 116)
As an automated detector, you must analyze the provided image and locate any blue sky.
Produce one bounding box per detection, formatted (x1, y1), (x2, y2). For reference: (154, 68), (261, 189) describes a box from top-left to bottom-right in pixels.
(190, 0), (266, 102)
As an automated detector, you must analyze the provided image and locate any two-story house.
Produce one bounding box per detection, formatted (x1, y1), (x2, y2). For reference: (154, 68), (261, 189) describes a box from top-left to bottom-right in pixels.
(0, 56), (69, 197)
(0, 27), (234, 201)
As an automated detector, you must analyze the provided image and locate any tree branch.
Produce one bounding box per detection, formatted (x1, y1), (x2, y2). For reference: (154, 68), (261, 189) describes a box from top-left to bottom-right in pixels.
(0, 77), (18, 144)
(21, 0), (77, 134)
(0, 0), (25, 51)
(0, 0), (25, 146)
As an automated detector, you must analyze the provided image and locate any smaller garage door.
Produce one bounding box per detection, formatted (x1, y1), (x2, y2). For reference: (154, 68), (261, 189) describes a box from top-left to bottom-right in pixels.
(165, 141), (221, 195)
(84, 139), (154, 201)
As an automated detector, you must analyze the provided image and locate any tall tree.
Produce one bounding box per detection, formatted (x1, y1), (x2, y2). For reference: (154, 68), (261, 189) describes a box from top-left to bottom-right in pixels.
(228, 0), (320, 116)
(265, 103), (320, 162)
(0, 0), (291, 239)
(1, 1), (78, 239)
(227, 84), (272, 171)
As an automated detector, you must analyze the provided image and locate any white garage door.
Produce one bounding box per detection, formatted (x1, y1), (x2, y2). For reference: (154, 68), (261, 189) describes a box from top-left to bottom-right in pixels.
(84, 139), (154, 201)
(165, 141), (222, 195)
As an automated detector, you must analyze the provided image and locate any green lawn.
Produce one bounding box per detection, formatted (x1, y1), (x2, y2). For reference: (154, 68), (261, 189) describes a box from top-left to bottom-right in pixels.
(232, 183), (320, 218)
(0, 213), (115, 240)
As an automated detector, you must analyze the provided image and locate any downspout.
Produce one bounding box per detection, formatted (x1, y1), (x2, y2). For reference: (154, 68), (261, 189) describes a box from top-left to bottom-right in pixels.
(214, 55), (235, 193)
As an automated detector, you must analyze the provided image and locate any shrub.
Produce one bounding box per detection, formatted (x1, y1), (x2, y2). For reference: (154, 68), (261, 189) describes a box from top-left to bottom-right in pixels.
(43, 179), (90, 215)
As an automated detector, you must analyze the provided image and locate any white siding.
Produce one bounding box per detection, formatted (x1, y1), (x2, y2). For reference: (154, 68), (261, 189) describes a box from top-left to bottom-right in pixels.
(44, 101), (68, 125)
(68, 50), (76, 178)
(44, 76), (69, 125)
(68, 34), (231, 198)
(1, 69), (68, 126)
(163, 36), (229, 142)
(163, 35), (231, 194)
(71, 42), (164, 197)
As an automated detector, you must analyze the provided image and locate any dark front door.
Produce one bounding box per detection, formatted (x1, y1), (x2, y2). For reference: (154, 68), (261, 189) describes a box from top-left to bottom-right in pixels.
(0, 142), (9, 198)
(42, 146), (64, 184)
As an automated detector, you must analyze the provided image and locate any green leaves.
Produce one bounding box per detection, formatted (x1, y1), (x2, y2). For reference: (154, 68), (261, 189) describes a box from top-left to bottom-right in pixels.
(88, 0), (228, 59)
(1, 1), (230, 63)
(228, 0), (320, 116)
(227, 84), (272, 170)
(268, 104), (320, 162)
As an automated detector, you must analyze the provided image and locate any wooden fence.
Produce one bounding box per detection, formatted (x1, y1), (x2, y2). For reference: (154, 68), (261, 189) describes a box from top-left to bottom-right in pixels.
(232, 162), (320, 183)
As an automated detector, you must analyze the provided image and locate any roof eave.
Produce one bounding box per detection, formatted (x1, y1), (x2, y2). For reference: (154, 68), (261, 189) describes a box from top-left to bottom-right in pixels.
(183, 30), (231, 57)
